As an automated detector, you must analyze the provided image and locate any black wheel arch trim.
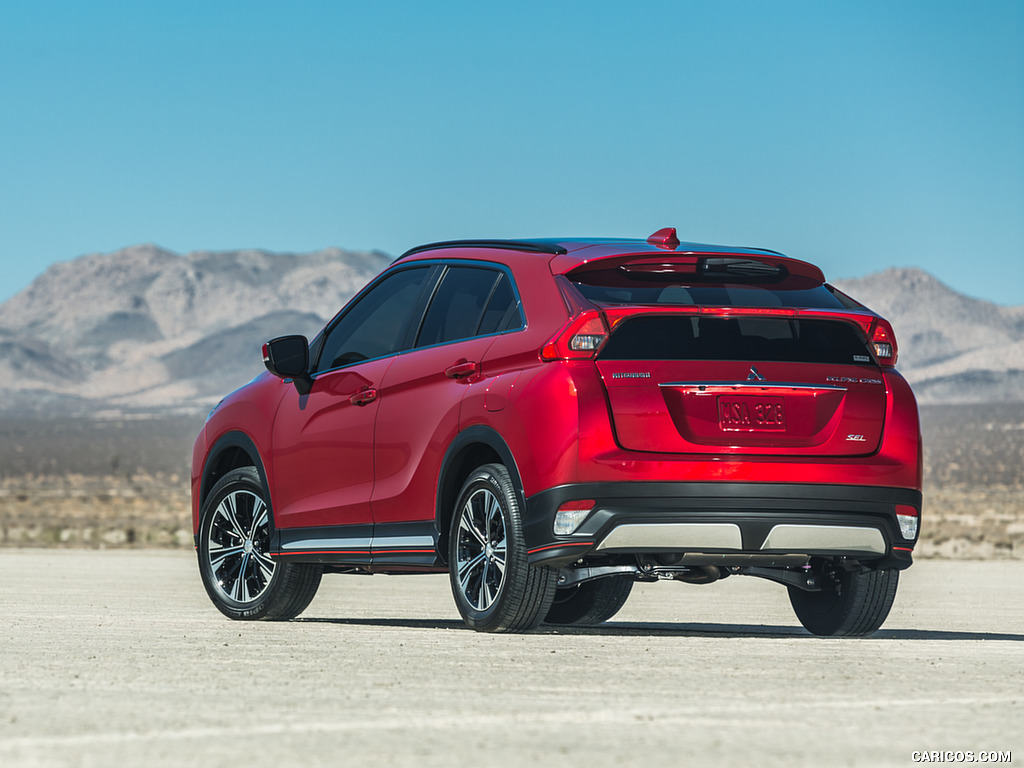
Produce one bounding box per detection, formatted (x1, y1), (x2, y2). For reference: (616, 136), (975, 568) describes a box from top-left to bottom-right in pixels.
(434, 425), (526, 564)
(196, 431), (277, 548)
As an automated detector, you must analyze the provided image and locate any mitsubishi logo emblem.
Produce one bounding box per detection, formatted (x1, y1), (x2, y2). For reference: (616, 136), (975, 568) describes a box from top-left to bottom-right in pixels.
(747, 366), (766, 381)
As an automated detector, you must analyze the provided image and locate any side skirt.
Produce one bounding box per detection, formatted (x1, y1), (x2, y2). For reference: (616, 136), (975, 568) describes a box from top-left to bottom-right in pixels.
(270, 521), (444, 572)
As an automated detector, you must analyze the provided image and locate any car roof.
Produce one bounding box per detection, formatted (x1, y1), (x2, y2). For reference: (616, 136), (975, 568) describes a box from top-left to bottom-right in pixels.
(398, 236), (783, 260)
(396, 232), (825, 284)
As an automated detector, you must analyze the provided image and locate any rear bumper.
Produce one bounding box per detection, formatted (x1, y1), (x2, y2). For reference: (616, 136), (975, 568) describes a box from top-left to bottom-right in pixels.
(523, 482), (920, 570)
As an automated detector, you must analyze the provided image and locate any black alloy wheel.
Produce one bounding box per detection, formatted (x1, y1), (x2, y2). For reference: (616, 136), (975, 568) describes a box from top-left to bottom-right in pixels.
(198, 467), (322, 620)
(448, 464), (557, 632)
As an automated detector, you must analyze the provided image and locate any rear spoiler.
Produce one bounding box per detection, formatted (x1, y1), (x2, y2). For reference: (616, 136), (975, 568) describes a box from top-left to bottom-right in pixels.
(559, 253), (825, 285)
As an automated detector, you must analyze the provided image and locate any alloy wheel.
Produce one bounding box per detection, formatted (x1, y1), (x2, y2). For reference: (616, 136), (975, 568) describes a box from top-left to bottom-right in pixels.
(205, 489), (276, 604)
(454, 487), (508, 611)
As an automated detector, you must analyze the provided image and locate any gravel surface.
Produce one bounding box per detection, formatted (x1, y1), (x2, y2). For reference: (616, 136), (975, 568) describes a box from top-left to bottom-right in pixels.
(1, 551), (1021, 767)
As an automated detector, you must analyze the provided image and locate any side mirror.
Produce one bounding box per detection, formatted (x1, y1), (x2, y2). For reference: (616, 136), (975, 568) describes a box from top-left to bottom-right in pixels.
(262, 335), (312, 395)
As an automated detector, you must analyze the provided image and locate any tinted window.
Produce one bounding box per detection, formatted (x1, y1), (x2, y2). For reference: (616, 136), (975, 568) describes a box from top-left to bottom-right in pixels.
(477, 274), (522, 335)
(315, 267), (430, 372)
(416, 267), (501, 347)
(599, 316), (876, 365)
(574, 280), (850, 310)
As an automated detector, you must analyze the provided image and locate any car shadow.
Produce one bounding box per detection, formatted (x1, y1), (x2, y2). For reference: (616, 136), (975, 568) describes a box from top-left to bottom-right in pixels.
(295, 617), (1024, 641)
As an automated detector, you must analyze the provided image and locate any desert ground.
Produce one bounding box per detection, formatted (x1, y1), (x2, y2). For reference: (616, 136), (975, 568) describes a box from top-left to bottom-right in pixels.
(0, 406), (1021, 767)
(1, 403), (1022, 557)
(0, 551), (1020, 767)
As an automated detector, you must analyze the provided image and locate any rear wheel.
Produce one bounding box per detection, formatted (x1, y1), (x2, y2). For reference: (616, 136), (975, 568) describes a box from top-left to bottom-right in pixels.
(788, 562), (898, 637)
(545, 576), (634, 626)
(448, 464), (557, 632)
(198, 467), (322, 620)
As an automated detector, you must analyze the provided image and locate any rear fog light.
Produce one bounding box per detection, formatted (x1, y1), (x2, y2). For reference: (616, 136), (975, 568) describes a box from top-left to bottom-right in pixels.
(896, 504), (919, 540)
(554, 500), (595, 535)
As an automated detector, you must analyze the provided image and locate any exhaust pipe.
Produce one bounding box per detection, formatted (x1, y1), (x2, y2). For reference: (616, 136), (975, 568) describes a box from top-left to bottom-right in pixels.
(639, 558), (724, 584)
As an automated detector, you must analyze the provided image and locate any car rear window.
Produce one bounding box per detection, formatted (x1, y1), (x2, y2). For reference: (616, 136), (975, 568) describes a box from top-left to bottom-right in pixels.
(573, 279), (858, 310)
(599, 316), (876, 366)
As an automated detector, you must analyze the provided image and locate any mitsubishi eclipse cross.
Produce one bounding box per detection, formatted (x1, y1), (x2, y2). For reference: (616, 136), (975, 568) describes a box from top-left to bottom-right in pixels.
(191, 228), (922, 636)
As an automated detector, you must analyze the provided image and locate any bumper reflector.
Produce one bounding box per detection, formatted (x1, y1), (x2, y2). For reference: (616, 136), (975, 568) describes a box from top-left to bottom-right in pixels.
(895, 504), (919, 540)
(554, 500), (595, 535)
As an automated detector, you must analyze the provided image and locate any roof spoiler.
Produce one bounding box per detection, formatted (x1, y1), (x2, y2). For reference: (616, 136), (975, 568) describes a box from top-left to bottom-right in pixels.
(565, 252), (826, 284)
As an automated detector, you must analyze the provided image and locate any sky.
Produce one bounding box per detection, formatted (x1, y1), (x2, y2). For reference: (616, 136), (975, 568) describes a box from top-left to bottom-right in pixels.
(1, 0), (1022, 305)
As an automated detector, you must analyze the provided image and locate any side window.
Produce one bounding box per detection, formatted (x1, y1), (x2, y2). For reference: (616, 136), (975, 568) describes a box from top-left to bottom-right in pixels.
(416, 267), (501, 347)
(315, 267), (431, 372)
(477, 273), (522, 334)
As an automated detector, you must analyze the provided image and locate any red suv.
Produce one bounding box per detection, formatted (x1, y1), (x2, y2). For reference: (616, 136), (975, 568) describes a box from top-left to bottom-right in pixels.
(191, 229), (922, 636)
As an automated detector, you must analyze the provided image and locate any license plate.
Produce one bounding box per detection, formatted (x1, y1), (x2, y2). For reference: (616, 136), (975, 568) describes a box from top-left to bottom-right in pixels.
(719, 396), (785, 431)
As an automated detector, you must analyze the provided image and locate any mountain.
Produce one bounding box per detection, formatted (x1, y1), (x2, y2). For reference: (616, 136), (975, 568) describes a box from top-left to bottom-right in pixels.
(833, 268), (1024, 403)
(0, 249), (1020, 414)
(0, 244), (391, 414)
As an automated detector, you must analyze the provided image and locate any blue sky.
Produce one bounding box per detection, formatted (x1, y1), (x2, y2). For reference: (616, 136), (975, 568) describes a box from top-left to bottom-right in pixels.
(2, 0), (1022, 305)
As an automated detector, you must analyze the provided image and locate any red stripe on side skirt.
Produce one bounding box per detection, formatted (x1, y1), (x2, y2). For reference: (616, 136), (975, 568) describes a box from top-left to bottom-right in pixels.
(528, 542), (592, 555)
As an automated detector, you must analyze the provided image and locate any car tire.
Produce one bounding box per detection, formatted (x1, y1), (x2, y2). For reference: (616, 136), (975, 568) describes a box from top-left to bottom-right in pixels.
(544, 576), (634, 626)
(448, 463), (557, 632)
(198, 467), (322, 621)
(788, 562), (898, 637)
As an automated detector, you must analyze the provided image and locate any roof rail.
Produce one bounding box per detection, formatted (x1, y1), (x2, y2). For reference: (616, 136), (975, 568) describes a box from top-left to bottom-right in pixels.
(397, 239), (568, 261)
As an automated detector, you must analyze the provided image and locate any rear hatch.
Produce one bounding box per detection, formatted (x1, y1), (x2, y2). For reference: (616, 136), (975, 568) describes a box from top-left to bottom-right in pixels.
(561, 252), (888, 457)
(596, 313), (885, 456)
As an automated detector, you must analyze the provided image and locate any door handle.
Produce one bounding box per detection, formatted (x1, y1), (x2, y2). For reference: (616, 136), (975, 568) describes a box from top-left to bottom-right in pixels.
(349, 388), (378, 406)
(445, 360), (479, 380)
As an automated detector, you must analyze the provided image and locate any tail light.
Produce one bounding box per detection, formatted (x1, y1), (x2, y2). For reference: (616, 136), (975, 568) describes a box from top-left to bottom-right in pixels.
(870, 318), (898, 366)
(895, 504), (919, 540)
(540, 310), (610, 361)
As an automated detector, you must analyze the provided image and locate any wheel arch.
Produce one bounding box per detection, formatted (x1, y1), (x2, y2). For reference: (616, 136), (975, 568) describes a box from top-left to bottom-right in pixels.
(435, 425), (525, 564)
(198, 431), (275, 542)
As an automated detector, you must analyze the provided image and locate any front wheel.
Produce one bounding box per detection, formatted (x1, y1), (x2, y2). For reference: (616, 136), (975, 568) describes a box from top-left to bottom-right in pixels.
(788, 562), (898, 637)
(198, 467), (322, 620)
(448, 464), (557, 632)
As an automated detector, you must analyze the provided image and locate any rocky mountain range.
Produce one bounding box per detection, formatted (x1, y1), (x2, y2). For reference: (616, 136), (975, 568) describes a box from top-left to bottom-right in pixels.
(833, 269), (1024, 404)
(0, 245), (390, 414)
(0, 245), (1020, 414)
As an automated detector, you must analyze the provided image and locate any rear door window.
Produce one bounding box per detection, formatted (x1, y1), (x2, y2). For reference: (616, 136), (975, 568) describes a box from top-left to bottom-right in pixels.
(415, 266), (522, 347)
(476, 273), (522, 334)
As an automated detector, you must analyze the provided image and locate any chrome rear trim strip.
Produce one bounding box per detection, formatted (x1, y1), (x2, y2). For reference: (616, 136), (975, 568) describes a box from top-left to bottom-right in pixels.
(658, 381), (847, 391)
(594, 523), (743, 552)
(760, 525), (886, 554)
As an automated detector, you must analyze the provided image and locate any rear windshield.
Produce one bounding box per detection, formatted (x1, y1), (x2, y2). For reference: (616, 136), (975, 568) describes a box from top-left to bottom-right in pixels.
(574, 280), (858, 310)
(599, 316), (876, 366)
